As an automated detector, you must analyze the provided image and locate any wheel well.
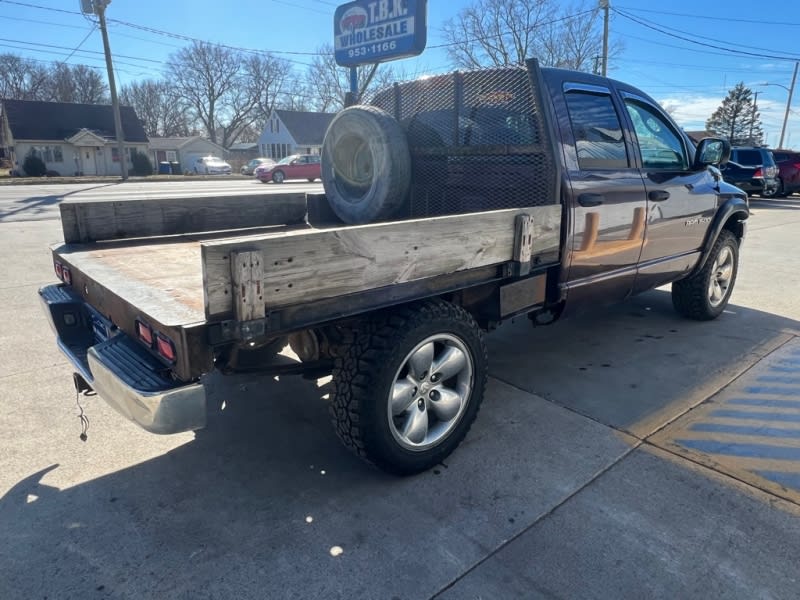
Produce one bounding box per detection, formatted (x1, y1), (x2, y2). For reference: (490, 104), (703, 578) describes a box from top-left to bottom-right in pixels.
(722, 213), (746, 242)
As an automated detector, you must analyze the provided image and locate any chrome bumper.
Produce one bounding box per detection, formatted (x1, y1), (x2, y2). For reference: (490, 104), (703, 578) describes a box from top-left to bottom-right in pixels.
(39, 284), (206, 434)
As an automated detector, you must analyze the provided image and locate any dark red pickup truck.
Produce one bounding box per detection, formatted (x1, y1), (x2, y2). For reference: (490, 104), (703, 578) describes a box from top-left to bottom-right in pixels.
(40, 59), (748, 475)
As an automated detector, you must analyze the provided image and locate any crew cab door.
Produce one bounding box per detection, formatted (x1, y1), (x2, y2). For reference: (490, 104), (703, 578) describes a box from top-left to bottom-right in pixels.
(556, 83), (647, 311)
(620, 94), (717, 293)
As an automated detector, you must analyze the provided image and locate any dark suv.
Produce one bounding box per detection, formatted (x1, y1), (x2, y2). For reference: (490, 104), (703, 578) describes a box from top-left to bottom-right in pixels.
(765, 149), (800, 197)
(720, 147), (779, 196)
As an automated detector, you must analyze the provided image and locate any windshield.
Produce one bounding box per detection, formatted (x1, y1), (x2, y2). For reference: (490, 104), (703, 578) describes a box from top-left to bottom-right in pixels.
(277, 155), (298, 165)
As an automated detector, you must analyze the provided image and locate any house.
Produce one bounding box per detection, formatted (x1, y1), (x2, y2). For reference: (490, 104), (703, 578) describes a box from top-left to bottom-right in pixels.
(257, 110), (336, 160)
(148, 136), (226, 174)
(226, 142), (260, 171)
(0, 99), (148, 176)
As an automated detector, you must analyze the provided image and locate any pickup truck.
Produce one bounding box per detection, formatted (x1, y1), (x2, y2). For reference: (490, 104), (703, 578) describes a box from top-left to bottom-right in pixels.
(40, 60), (748, 475)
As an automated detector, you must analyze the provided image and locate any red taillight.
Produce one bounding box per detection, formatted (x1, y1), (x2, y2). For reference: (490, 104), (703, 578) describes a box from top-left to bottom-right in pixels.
(793, 163), (800, 170)
(135, 319), (154, 347)
(54, 261), (63, 280)
(753, 168), (763, 178)
(62, 266), (72, 285)
(156, 333), (176, 363)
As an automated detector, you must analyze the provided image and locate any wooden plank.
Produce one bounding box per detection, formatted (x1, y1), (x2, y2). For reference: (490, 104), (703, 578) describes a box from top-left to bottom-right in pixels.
(60, 193), (308, 243)
(202, 204), (562, 318)
(230, 250), (266, 321)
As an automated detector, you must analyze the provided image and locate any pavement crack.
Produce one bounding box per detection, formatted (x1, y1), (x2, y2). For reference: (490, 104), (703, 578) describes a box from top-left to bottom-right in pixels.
(429, 442), (642, 599)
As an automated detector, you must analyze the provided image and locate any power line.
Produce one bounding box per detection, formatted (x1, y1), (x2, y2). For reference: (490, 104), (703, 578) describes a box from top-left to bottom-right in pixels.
(614, 6), (800, 28)
(614, 8), (800, 62)
(60, 25), (98, 65)
(0, 0), (81, 15)
(614, 9), (800, 59)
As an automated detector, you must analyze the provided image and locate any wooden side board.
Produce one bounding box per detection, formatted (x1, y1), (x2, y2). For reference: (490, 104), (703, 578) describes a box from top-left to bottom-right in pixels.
(202, 204), (562, 320)
(60, 193), (308, 243)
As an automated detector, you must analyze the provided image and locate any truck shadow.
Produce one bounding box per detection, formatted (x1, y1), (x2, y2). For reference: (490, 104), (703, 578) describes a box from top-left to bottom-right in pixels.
(1, 290), (798, 597)
(488, 288), (799, 437)
(0, 183), (119, 222)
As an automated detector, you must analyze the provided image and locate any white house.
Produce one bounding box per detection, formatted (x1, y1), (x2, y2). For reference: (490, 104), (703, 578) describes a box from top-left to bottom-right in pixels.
(257, 110), (336, 160)
(148, 136), (227, 174)
(0, 99), (149, 176)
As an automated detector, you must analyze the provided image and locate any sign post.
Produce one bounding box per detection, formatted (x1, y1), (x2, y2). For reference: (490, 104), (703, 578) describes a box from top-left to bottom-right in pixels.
(334, 0), (427, 104)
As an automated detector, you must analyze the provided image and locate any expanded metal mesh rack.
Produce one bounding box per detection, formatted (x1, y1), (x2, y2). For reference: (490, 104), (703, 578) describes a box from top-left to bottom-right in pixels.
(369, 60), (560, 218)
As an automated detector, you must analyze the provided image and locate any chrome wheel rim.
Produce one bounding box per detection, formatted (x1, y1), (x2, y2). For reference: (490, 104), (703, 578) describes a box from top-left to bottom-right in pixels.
(388, 334), (474, 452)
(708, 246), (734, 307)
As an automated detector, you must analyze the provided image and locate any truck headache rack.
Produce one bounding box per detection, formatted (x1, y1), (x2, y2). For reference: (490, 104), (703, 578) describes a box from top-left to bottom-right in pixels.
(369, 60), (560, 218)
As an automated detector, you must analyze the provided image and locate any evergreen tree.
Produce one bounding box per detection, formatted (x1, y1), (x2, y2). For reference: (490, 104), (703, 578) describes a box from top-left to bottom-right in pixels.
(706, 82), (764, 146)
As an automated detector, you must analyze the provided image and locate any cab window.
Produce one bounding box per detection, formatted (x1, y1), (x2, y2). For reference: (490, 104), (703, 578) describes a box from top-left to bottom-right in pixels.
(624, 100), (688, 170)
(564, 90), (629, 170)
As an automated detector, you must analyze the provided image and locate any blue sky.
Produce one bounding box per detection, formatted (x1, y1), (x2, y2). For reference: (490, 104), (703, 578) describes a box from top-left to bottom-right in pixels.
(2, 0), (799, 148)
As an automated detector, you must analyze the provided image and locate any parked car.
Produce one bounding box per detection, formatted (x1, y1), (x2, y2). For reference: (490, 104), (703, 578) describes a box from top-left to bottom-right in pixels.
(720, 147), (778, 196)
(764, 149), (800, 197)
(240, 157), (275, 176)
(256, 154), (321, 183)
(193, 156), (232, 175)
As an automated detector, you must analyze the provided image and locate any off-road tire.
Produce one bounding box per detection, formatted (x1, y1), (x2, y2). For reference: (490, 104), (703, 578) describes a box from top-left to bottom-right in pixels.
(321, 105), (411, 224)
(672, 229), (739, 320)
(330, 299), (487, 475)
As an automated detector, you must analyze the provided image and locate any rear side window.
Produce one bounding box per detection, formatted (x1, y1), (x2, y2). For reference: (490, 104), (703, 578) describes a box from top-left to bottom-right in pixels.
(734, 150), (764, 165)
(564, 90), (628, 170)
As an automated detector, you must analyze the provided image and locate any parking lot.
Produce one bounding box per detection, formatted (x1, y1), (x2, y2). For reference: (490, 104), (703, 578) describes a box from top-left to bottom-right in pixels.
(1, 181), (799, 599)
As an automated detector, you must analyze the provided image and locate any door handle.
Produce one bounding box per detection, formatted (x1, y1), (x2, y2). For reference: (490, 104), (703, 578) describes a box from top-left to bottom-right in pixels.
(648, 190), (670, 202)
(578, 193), (604, 207)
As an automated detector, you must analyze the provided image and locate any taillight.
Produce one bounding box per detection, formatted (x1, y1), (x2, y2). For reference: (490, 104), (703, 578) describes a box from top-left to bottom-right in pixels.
(54, 261), (63, 280)
(62, 266), (72, 285)
(753, 168), (763, 178)
(135, 319), (154, 347)
(156, 333), (176, 363)
(793, 162), (800, 170)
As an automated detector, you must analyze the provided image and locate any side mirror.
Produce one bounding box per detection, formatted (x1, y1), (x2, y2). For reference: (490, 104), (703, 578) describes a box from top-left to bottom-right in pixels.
(693, 137), (730, 169)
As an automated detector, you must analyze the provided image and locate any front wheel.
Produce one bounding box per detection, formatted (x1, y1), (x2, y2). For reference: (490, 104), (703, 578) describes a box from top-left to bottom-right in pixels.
(672, 229), (739, 320)
(272, 170), (285, 184)
(330, 299), (487, 475)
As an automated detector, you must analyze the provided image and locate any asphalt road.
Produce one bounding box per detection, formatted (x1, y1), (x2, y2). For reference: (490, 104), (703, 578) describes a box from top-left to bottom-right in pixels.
(1, 184), (799, 599)
(0, 179), (323, 222)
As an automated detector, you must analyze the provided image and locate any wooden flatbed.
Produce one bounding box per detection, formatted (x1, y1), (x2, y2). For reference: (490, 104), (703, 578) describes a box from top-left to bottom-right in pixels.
(51, 192), (562, 380)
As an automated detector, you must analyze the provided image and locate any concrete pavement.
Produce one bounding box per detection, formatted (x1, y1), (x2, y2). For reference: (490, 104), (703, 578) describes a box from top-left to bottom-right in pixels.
(1, 189), (799, 599)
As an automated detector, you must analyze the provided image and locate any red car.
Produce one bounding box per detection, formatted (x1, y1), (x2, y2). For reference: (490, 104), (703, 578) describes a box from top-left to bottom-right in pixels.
(257, 154), (321, 183)
(766, 149), (800, 197)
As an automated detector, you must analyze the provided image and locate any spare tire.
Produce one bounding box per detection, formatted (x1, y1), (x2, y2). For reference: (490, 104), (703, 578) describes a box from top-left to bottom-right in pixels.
(321, 105), (411, 224)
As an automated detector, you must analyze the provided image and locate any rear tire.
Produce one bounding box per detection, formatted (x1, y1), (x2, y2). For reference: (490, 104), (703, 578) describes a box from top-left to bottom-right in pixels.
(330, 299), (487, 475)
(321, 105), (411, 224)
(672, 229), (739, 320)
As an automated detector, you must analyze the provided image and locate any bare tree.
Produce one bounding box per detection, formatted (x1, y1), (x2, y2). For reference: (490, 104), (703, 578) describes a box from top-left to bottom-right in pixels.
(0, 54), (50, 100)
(441, 0), (610, 72)
(167, 42), (291, 148)
(44, 63), (108, 104)
(303, 44), (403, 112)
(120, 79), (190, 137)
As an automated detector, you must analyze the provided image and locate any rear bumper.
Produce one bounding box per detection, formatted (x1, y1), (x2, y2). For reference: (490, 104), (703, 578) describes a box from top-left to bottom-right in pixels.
(39, 284), (206, 434)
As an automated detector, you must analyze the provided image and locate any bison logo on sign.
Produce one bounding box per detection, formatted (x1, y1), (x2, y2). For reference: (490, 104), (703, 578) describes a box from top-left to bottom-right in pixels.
(340, 6), (368, 32)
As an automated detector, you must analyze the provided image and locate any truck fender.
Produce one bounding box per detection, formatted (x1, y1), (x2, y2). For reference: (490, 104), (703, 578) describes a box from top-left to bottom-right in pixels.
(691, 196), (749, 275)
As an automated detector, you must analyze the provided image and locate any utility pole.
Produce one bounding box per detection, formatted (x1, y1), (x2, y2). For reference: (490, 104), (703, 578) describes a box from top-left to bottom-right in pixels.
(779, 61), (798, 149)
(599, 0), (609, 76)
(93, 0), (127, 180)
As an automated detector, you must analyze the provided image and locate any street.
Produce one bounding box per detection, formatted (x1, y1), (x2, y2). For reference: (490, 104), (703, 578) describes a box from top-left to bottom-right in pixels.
(1, 182), (799, 599)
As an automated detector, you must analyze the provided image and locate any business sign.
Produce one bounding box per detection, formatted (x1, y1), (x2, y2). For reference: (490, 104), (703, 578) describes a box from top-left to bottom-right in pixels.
(334, 0), (427, 68)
